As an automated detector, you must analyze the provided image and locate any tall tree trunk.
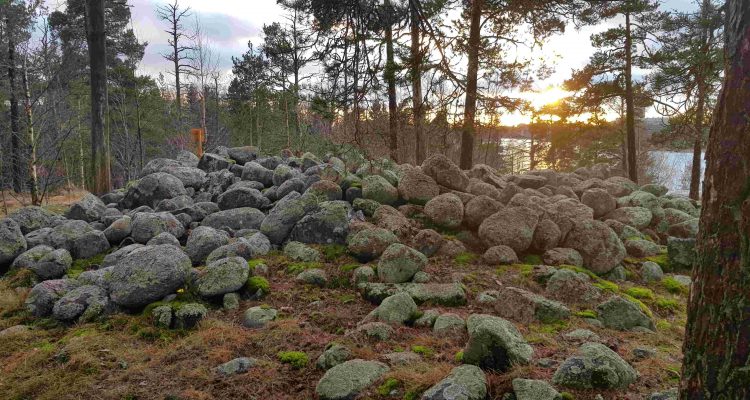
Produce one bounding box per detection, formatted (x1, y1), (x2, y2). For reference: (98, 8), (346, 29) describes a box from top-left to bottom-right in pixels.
(86, 0), (111, 195)
(385, 0), (398, 162)
(5, 15), (23, 193)
(689, 0), (712, 201)
(411, 0), (425, 164)
(624, 11), (638, 183)
(21, 55), (39, 205)
(173, 24), (182, 126)
(460, 0), (482, 170)
(680, 1), (750, 398)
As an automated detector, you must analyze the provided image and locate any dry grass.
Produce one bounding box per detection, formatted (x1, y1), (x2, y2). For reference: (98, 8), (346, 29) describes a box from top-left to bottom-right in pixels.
(0, 188), (87, 217)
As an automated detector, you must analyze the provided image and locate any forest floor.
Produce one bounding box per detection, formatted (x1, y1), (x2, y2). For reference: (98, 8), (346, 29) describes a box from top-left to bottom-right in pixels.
(0, 232), (687, 400)
(0, 189), (86, 217)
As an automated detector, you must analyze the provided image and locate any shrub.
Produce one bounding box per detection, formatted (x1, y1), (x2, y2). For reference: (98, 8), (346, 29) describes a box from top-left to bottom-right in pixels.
(454, 351), (464, 362)
(277, 351), (308, 369)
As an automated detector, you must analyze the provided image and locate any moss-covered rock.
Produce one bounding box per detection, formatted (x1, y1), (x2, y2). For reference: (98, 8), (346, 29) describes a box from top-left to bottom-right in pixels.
(422, 365), (487, 400)
(315, 359), (389, 400)
(462, 314), (533, 371)
(196, 257), (250, 298)
(346, 227), (399, 262)
(553, 342), (637, 389)
(377, 243), (428, 283)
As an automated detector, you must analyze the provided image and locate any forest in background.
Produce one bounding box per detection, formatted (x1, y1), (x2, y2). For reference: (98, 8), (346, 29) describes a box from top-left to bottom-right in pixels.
(0, 0), (724, 205)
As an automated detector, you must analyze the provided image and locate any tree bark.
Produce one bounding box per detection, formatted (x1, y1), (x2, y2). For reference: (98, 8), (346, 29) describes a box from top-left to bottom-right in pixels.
(624, 11), (638, 183)
(86, 0), (112, 195)
(460, 0), (482, 170)
(411, 0), (425, 164)
(385, 0), (398, 162)
(679, 1), (750, 398)
(5, 15), (23, 193)
(689, 0), (712, 201)
(21, 55), (39, 205)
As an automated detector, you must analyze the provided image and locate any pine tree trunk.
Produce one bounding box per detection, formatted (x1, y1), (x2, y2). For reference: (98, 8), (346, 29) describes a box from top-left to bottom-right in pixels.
(689, 0), (711, 201)
(411, 1), (425, 165)
(86, 0), (111, 195)
(460, 0), (482, 170)
(385, 0), (398, 163)
(680, 1), (750, 397)
(624, 12), (638, 183)
(5, 15), (23, 193)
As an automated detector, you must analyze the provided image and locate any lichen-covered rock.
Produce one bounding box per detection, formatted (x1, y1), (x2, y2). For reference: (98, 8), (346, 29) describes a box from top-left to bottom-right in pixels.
(668, 218), (699, 238)
(202, 207), (266, 232)
(65, 192), (107, 222)
(512, 378), (561, 400)
(347, 227), (399, 262)
(463, 314), (534, 371)
(371, 292), (418, 324)
(553, 342), (637, 389)
(26, 279), (79, 317)
(424, 193), (464, 229)
(640, 261), (664, 282)
(542, 248), (584, 267)
(422, 365), (487, 400)
(605, 206), (653, 230)
(412, 229), (443, 257)
(227, 146), (258, 165)
(315, 359), (389, 400)
(545, 269), (602, 305)
(482, 245), (518, 265)
(52, 284), (110, 322)
(261, 192), (319, 244)
(496, 286), (571, 324)
(0, 218), (27, 269)
(421, 154), (469, 192)
(581, 188), (616, 219)
(362, 175), (398, 205)
(398, 169), (439, 205)
(296, 268), (328, 287)
(217, 187), (270, 211)
(206, 233), (271, 263)
(464, 195), (502, 229)
(562, 220), (625, 274)
(108, 245), (191, 308)
(47, 220), (110, 259)
(123, 172), (187, 209)
(103, 216), (132, 245)
(317, 343), (352, 370)
(359, 282), (467, 307)
(667, 237), (695, 270)
(30, 248), (72, 280)
(597, 296), (655, 331)
(130, 212), (185, 244)
(216, 357), (257, 376)
(377, 243), (428, 283)
(185, 226), (230, 265)
(7, 206), (60, 235)
(284, 241), (321, 262)
(433, 313), (465, 335)
(478, 206), (540, 253)
(196, 257), (249, 297)
(242, 306), (277, 328)
(289, 201), (351, 245)
(173, 303), (208, 329)
(532, 219), (562, 252)
(307, 180), (343, 201)
(198, 153), (230, 172)
(146, 232), (180, 247)
(624, 239), (662, 258)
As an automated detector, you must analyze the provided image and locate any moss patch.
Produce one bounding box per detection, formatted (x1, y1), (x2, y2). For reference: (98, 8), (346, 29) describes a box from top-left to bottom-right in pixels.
(454, 252), (477, 266)
(624, 287), (655, 300)
(67, 252), (110, 279)
(247, 276), (270, 294)
(277, 351), (308, 369)
(662, 277), (689, 295)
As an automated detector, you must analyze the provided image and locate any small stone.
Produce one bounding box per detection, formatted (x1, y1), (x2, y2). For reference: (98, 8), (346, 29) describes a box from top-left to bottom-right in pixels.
(316, 343), (352, 370)
(315, 359), (389, 400)
(433, 313), (465, 335)
(422, 365), (487, 400)
(463, 314), (533, 371)
(356, 322), (393, 341)
(216, 357), (256, 376)
(641, 261), (664, 282)
(296, 268), (328, 287)
(371, 292), (418, 325)
(512, 378), (560, 400)
(553, 342), (637, 389)
(242, 306), (278, 328)
(223, 293), (241, 310)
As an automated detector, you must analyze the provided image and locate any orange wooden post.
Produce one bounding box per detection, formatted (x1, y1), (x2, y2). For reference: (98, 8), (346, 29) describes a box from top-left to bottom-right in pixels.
(191, 128), (205, 158)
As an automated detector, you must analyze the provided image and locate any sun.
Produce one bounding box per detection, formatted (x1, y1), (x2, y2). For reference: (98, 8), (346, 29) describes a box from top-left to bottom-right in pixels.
(523, 86), (571, 109)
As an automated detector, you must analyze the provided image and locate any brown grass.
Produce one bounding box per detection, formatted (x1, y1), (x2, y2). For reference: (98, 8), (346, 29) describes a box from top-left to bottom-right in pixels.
(0, 188), (87, 217)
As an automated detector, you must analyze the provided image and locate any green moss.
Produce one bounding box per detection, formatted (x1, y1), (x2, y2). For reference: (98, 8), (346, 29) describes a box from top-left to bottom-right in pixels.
(339, 263), (360, 272)
(656, 319), (673, 330)
(662, 277), (689, 294)
(454, 252), (477, 265)
(644, 253), (671, 272)
(277, 351), (308, 369)
(624, 287), (655, 300)
(560, 392), (575, 400)
(321, 244), (347, 261)
(530, 320), (570, 334)
(593, 280), (620, 292)
(286, 261), (322, 274)
(454, 351), (464, 362)
(338, 294), (356, 304)
(623, 294), (654, 318)
(410, 345), (433, 357)
(575, 310), (597, 319)
(377, 378), (400, 396)
(67, 251), (110, 278)
(656, 297), (681, 311)
(561, 265), (599, 280)
(247, 276), (270, 294)
(521, 254), (543, 265)
(403, 390), (420, 400)
(247, 259), (266, 271)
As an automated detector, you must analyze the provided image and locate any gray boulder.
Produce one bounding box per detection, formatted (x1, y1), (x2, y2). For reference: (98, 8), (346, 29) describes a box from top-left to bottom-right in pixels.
(185, 226), (230, 265)
(597, 296), (655, 331)
(641, 261), (664, 282)
(668, 237), (695, 270)
(398, 169), (439, 205)
(362, 175), (398, 205)
(317, 343), (352, 370)
(481, 245), (519, 265)
(197, 257), (249, 297)
(202, 207), (265, 231)
(197, 153), (230, 172)
(260, 192), (319, 244)
(542, 248), (584, 267)
(513, 378), (561, 400)
(227, 146), (258, 165)
(216, 357), (257, 376)
(463, 314), (533, 371)
(217, 187), (269, 210)
(478, 206), (540, 253)
(371, 292), (418, 324)
(347, 227), (399, 262)
(424, 193), (464, 229)
(605, 207), (653, 230)
(102, 244), (144, 268)
(241, 161), (274, 186)
(47, 220), (110, 259)
(562, 220), (625, 274)
(553, 342), (637, 389)
(242, 306), (277, 328)
(0, 218), (27, 268)
(123, 172), (187, 209)
(31, 249), (72, 280)
(7, 206), (59, 234)
(103, 216), (132, 244)
(421, 154), (469, 192)
(11, 245), (54, 270)
(65, 192), (107, 222)
(206, 233), (271, 263)
(52, 284), (110, 322)
(464, 195), (503, 229)
(422, 365), (487, 400)
(315, 359), (389, 400)
(296, 268), (328, 287)
(492, 286), (570, 324)
(108, 245), (192, 308)
(284, 241), (322, 262)
(581, 188), (616, 219)
(289, 201), (352, 245)
(146, 232), (180, 247)
(26, 278), (78, 317)
(377, 243), (428, 283)
(131, 212), (185, 244)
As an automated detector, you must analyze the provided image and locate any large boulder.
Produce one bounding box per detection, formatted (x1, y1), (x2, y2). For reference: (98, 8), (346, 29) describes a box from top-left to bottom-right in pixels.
(217, 187), (269, 210)
(397, 169), (439, 205)
(103, 216), (132, 244)
(605, 207), (653, 230)
(544, 198), (595, 238)
(315, 359), (389, 400)
(30, 249), (72, 280)
(562, 220), (626, 274)
(597, 296), (655, 331)
(421, 154), (469, 191)
(542, 248), (584, 267)
(347, 227), (399, 262)
(241, 161), (274, 186)
(206, 233), (271, 263)
(47, 220), (110, 259)
(7, 206), (60, 234)
(197, 153), (230, 172)
(482, 245), (519, 265)
(65, 193), (107, 222)
(108, 245), (192, 308)
(545, 269), (602, 305)
(532, 219), (561, 252)
(25, 278), (78, 317)
(464, 195), (502, 229)
(377, 243), (428, 283)
(492, 287), (570, 324)
(185, 226), (230, 265)
(370, 292), (418, 324)
(288, 201), (352, 245)
(227, 146), (258, 165)
(422, 365), (487, 400)
(462, 314), (533, 371)
(131, 212), (185, 244)
(553, 342), (637, 389)
(362, 175), (398, 205)
(202, 207), (266, 232)
(196, 257), (249, 297)
(668, 237), (695, 270)
(51, 284), (110, 322)
(0, 218), (27, 268)
(424, 193), (464, 229)
(478, 207), (540, 253)
(260, 192), (319, 244)
(122, 172), (187, 209)
(580, 188), (616, 219)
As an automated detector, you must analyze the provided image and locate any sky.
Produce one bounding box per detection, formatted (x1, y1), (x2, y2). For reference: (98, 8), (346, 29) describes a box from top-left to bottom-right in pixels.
(46, 0), (700, 125)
